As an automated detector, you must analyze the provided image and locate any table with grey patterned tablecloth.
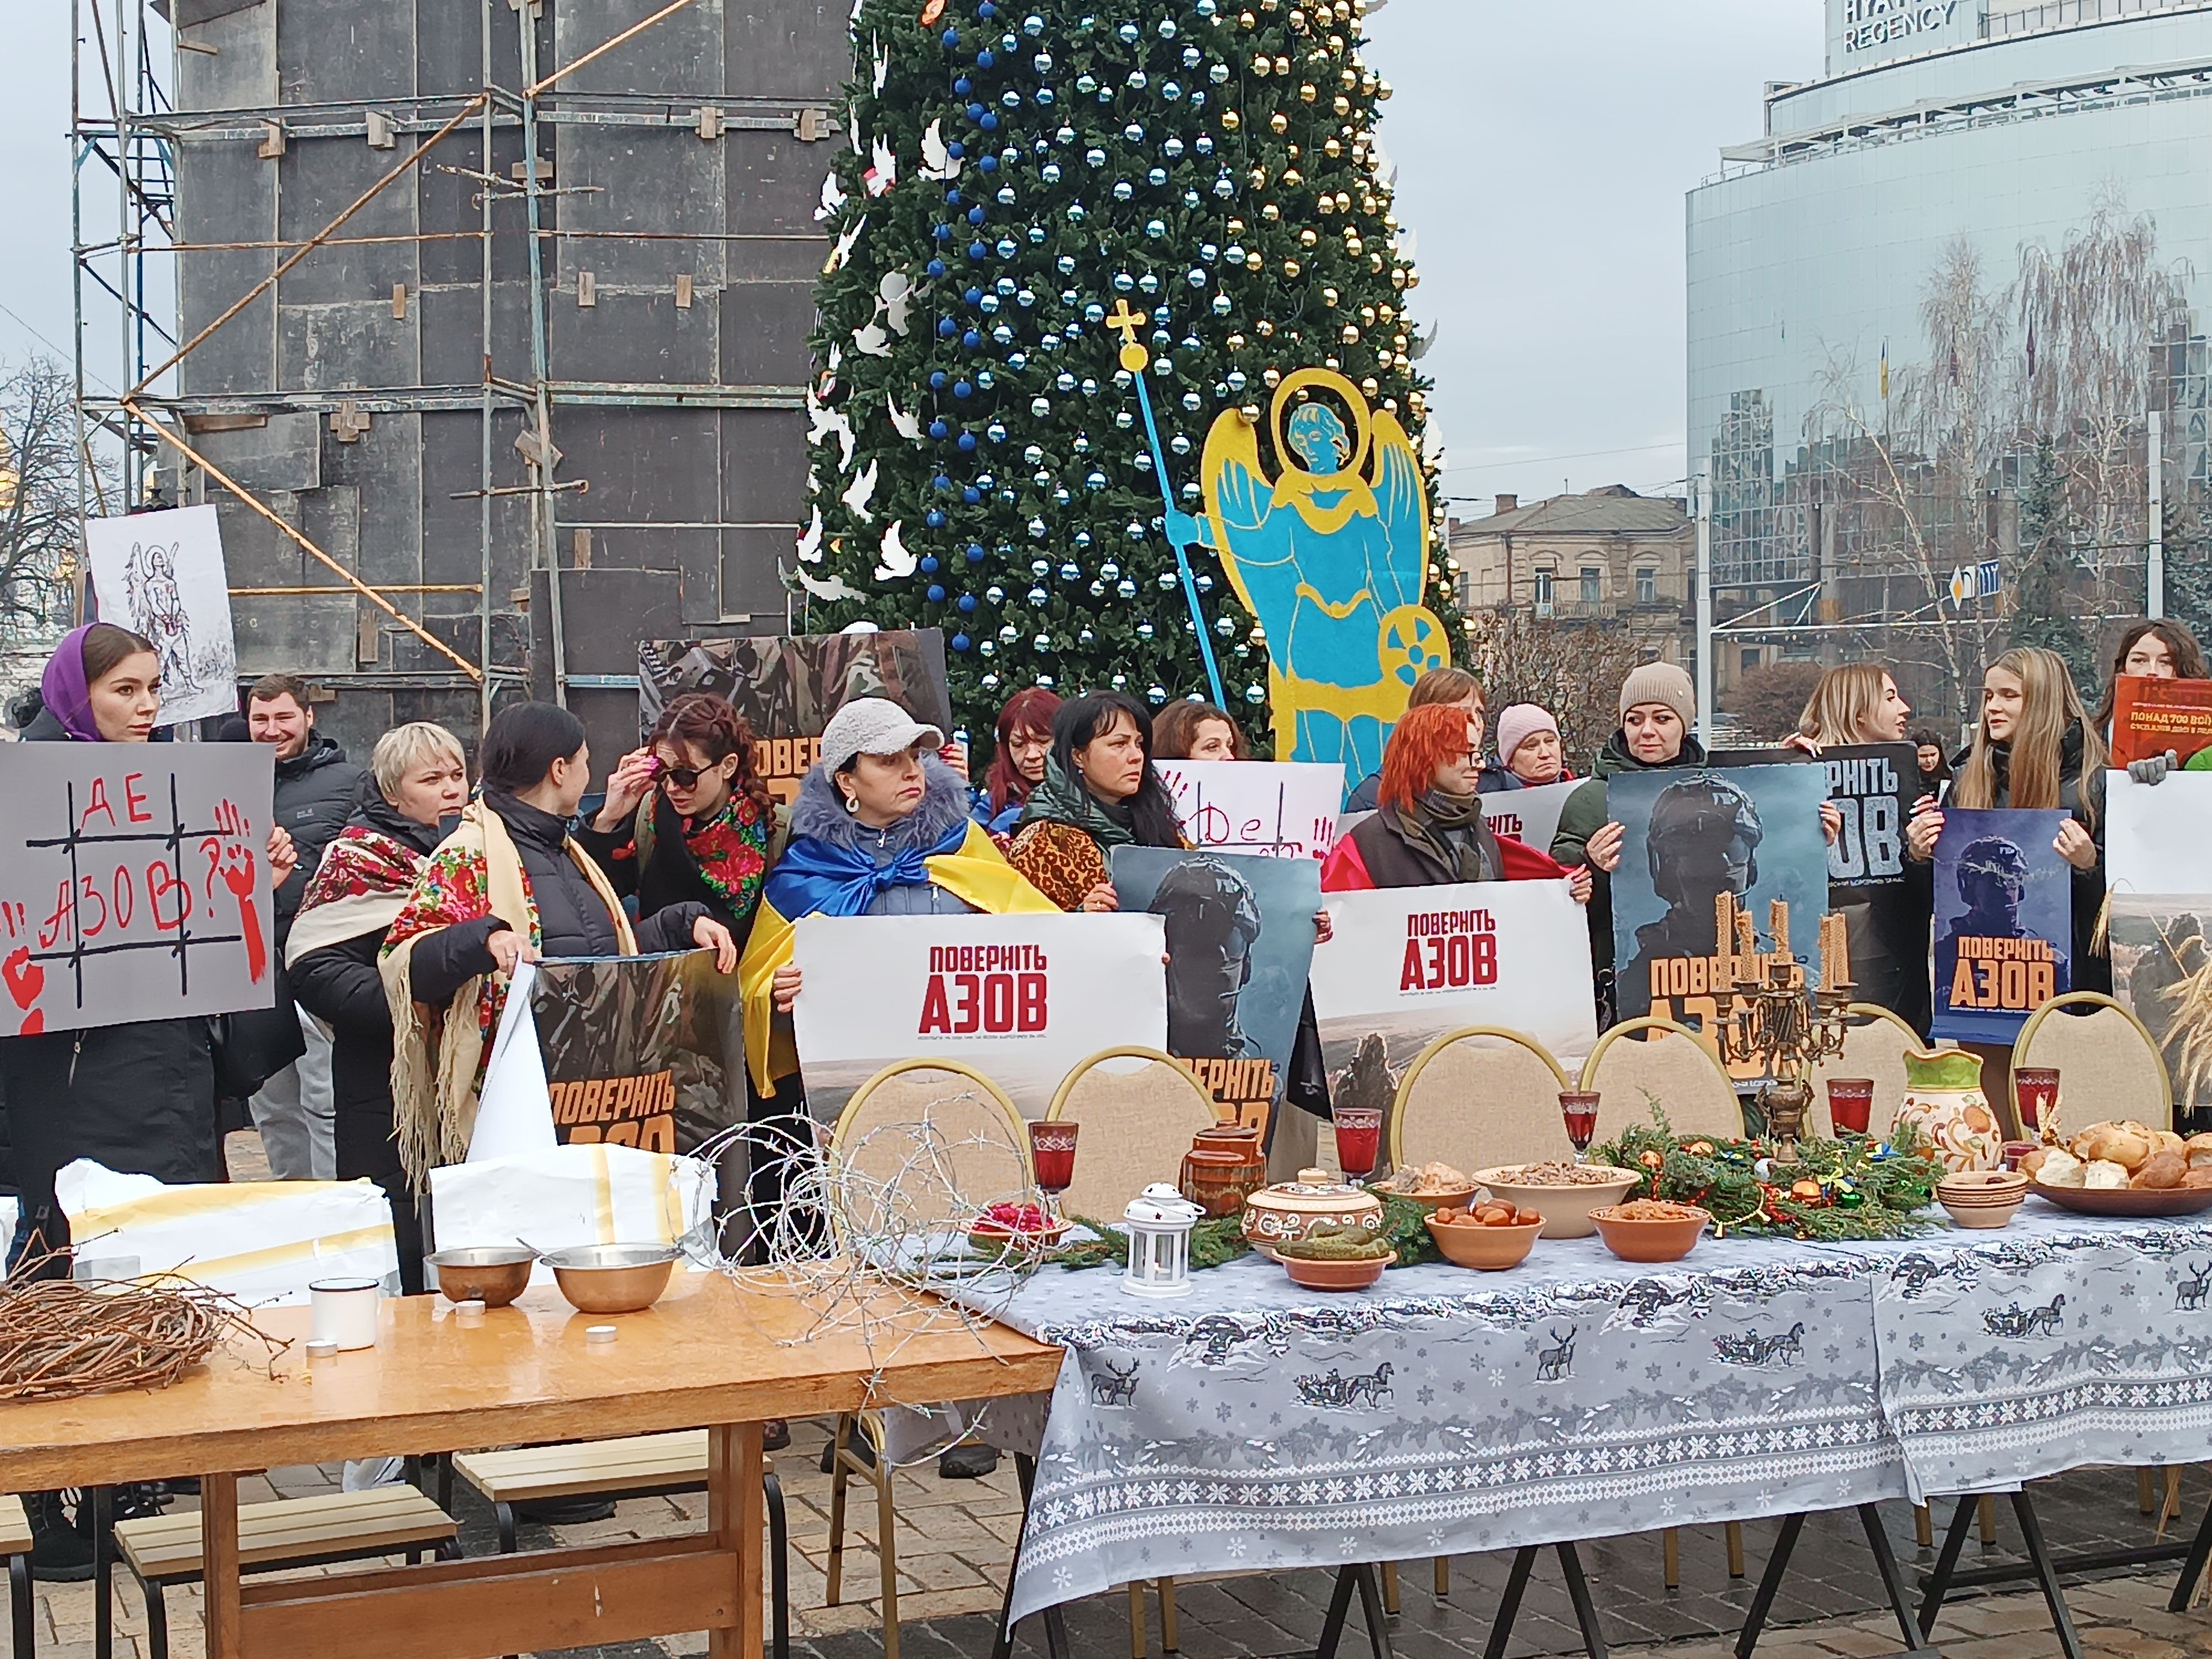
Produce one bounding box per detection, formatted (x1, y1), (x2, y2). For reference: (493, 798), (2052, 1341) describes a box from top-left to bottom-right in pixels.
(962, 1205), (2212, 1624)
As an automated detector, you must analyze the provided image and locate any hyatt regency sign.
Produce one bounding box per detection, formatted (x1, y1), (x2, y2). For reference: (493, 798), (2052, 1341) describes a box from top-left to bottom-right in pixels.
(1830, 0), (1983, 64)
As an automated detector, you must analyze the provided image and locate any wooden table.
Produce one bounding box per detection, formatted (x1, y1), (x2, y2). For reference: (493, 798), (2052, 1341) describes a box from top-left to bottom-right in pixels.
(0, 1270), (1060, 1659)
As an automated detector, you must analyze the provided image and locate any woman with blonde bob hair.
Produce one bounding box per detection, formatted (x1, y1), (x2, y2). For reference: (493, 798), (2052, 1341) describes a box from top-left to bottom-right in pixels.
(1909, 645), (2109, 993)
(1798, 661), (1915, 749)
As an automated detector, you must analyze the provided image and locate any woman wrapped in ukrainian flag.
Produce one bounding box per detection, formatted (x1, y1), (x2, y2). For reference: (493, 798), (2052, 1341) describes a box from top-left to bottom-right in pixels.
(737, 696), (1058, 1105)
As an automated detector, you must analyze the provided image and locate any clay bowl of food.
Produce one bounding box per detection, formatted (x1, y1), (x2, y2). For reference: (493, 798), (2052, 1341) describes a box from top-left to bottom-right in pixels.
(1588, 1200), (1713, 1264)
(1472, 1163), (1642, 1239)
(425, 1245), (537, 1308)
(538, 1244), (681, 1314)
(1268, 1224), (1395, 1291)
(1426, 1203), (1545, 1270)
(1371, 1161), (1478, 1215)
(1936, 1169), (2029, 1230)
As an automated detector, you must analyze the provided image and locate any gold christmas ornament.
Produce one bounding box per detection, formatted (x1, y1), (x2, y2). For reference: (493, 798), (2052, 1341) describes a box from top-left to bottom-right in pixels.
(1299, 82), (1318, 103)
(1288, 6), (1306, 28)
(1360, 376), (1380, 397)
(1382, 397), (1398, 413)
(1238, 8), (1256, 23)
(1222, 109), (1242, 130)
(1286, 142), (1302, 158)
(1299, 228), (1319, 248)
(1248, 166), (1268, 187)
(1251, 53), (1272, 74)
(1227, 217), (1248, 234)
(1244, 251), (1264, 271)
(1269, 111), (1289, 134)
(1340, 66), (1359, 88)
(1282, 167), (1303, 186)
(1261, 0), (1277, 11)
(1282, 257), (1302, 277)
(1377, 302), (1395, 321)
(1261, 366), (1281, 385)
(1321, 285), (1339, 305)
(1377, 77), (1392, 97)
(1274, 54), (1290, 72)
(1332, 94), (1351, 115)
(1327, 32), (1344, 51)
(1239, 405), (1262, 424)
(1256, 320), (1275, 337)
(1260, 202), (1280, 221)
(1323, 354), (1341, 371)
(1345, 236), (1364, 256)
(1382, 211), (1399, 229)
(1315, 196), (1334, 216)
(1227, 332), (1247, 349)
(1405, 270), (1420, 289)
(1322, 136), (1342, 158)
(1368, 252), (1386, 273)
(1390, 267), (1407, 289)
(1339, 323), (1359, 344)
(1359, 305), (1376, 324)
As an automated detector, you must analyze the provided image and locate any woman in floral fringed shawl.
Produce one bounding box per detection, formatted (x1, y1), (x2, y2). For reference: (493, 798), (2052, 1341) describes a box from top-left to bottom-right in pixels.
(380, 703), (738, 1186)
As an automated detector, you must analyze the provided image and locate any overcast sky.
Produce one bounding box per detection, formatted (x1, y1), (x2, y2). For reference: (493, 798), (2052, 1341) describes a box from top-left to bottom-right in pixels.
(0, 1), (1825, 510)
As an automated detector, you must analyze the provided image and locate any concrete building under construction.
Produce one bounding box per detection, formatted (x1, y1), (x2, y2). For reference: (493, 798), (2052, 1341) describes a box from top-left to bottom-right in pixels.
(79, 0), (843, 760)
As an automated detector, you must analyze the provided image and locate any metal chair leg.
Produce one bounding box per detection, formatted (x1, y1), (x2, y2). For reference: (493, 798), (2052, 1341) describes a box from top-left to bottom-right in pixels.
(7, 1550), (28, 1659)
(1919, 1494), (1980, 1636)
(765, 1469), (790, 1659)
(1379, 1559), (1400, 1616)
(91, 1486), (112, 1659)
(1726, 1520), (1746, 1578)
(1483, 1548), (1538, 1659)
(2169, 1489), (2212, 1612)
(1736, 1511), (1806, 1659)
(1663, 1527), (1681, 1590)
(826, 1416), (852, 1606)
(1159, 1575), (1179, 1651)
(142, 1574), (169, 1659)
(1553, 1542), (1608, 1659)
(1353, 1563), (1395, 1659)
(495, 1500), (517, 1555)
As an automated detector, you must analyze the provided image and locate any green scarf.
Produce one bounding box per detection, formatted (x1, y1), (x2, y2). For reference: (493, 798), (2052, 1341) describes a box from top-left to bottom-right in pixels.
(1389, 787), (1500, 883)
(1016, 756), (1138, 849)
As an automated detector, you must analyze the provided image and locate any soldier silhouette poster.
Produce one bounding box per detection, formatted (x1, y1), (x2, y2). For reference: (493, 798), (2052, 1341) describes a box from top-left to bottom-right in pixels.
(85, 504), (238, 727)
(1109, 846), (1321, 1138)
(1606, 763), (1832, 1027)
(1931, 806), (2072, 1043)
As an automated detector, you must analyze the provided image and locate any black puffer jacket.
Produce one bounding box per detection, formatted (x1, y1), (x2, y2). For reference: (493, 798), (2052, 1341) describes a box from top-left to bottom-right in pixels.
(0, 717), (220, 1229)
(272, 734), (370, 940)
(406, 794), (707, 1008)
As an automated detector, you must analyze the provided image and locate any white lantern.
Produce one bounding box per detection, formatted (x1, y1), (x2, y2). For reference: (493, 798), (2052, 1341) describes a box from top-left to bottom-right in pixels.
(1121, 1183), (1202, 1298)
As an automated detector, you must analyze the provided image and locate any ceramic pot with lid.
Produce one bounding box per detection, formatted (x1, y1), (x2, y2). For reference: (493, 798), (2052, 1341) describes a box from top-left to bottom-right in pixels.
(1180, 1147), (1262, 1218)
(1241, 1167), (1385, 1248)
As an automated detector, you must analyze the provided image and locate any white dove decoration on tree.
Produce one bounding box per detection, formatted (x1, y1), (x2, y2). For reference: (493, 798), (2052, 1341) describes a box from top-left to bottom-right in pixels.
(795, 505), (826, 565)
(874, 520), (915, 582)
(840, 458), (878, 521)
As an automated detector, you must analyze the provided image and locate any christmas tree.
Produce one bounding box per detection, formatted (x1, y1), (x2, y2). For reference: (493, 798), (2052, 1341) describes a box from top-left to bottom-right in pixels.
(797, 0), (1460, 751)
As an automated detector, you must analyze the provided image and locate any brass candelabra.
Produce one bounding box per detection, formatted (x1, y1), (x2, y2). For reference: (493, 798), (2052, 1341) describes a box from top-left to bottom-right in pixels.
(1708, 893), (1854, 1162)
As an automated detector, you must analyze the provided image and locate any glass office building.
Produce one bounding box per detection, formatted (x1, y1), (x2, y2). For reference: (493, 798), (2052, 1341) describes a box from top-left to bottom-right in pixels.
(1686, 0), (2212, 704)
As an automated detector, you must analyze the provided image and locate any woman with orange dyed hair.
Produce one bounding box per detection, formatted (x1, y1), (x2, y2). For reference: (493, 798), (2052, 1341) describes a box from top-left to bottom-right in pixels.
(1321, 703), (1592, 900)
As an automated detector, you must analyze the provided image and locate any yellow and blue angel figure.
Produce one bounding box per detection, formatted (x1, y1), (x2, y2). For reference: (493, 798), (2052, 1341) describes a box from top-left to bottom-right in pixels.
(1187, 369), (1448, 781)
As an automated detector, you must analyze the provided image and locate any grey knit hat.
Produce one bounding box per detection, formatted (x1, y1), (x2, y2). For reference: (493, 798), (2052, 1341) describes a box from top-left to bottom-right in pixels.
(1618, 661), (1696, 728)
(819, 696), (945, 775)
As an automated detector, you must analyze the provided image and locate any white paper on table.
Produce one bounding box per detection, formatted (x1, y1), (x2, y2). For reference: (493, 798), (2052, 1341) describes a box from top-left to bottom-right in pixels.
(428, 1144), (714, 1262)
(2107, 770), (2212, 899)
(467, 958), (557, 1162)
(57, 1159), (399, 1306)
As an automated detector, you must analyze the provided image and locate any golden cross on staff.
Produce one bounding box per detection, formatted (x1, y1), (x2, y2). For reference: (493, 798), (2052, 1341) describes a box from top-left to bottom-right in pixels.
(1104, 297), (1150, 371)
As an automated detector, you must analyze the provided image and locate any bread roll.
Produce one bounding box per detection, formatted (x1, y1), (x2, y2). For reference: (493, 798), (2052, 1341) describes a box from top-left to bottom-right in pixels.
(2155, 1130), (2187, 1157)
(2084, 1159), (2131, 1190)
(2034, 1150), (2085, 1188)
(2074, 1124), (2153, 1170)
(2184, 1168), (2212, 1190)
(2185, 1133), (2212, 1168)
(2019, 1147), (2054, 1180)
(2134, 1150), (2187, 1190)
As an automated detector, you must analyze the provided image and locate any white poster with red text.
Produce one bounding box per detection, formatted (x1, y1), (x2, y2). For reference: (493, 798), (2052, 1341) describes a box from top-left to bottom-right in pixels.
(1307, 881), (1597, 1110)
(790, 911), (1167, 1124)
(1150, 760), (1345, 860)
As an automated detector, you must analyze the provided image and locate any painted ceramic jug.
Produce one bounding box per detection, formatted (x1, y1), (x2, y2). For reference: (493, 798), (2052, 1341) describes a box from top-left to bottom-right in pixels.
(1893, 1047), (2003, 1174)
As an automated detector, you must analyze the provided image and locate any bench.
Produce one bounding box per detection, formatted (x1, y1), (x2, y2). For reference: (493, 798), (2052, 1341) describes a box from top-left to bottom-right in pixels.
(449, 1430), (787, 1659)
(113, 1485), (461, 1659)
(0, 1498), (29, 1659)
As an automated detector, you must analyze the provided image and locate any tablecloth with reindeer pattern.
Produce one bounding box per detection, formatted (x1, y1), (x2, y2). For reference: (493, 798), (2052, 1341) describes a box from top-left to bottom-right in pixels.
(977, 1206), (2212, 1624)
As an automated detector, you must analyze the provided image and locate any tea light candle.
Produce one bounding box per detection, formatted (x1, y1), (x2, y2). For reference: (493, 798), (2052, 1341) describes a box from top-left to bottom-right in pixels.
(453, 1300), (486, 1322)
(586, 1325), (618, 1344)
(305, 1339), (338, 1362)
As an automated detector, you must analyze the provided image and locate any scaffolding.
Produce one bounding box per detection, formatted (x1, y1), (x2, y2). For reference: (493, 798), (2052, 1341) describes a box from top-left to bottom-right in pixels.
(71, 0), (833, 752)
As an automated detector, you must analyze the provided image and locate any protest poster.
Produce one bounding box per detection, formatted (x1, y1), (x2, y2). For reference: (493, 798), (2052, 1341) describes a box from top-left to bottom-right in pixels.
(2108, 770), (2212, 900)
(1714, 743), (1928, 1029)
(1149, 759), (1345, 860)
(2111, 675), (2212, 768)
(1607, 763), (1833, 1032)
(639, 629), (951, 804)
(1931, 806), (2071, 1044)
(1472, 779), (1578, 859)
(790, 911), (1166, 1123)
(1108, 846), (1321, 1136)
(1308, 880), (1598, 1109)
(2108, 894), (2212, 1122)
(85, 504), (239, 727)
(529, 950), (748, 1155)
(0, 742), (275, 1034)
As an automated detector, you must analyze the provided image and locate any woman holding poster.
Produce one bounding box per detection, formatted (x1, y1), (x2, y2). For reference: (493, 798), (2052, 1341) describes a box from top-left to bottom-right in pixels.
(1909, 647), (2109, 995)
(1322, 703), (1588, 898)
(2089, 618), (2206, 741)
(380, 705), (738, 1181)
(1007, 691), (1190, 912)
(741, 697), (1057, 1096)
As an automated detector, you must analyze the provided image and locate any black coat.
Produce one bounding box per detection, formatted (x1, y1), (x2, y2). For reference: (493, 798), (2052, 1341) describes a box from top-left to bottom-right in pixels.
(406, 794), (706, 1008)
(0, 715), (219, 1220)
(272, 734), (371, 939)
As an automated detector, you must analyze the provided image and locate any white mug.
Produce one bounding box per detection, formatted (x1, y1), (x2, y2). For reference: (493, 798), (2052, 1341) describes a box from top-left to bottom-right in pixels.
(309, 1277), (382, 1350)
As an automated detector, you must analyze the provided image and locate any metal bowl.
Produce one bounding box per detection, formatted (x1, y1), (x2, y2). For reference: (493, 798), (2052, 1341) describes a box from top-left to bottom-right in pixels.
(426, 1246), (538, 1308)
(539, 1244), (681, 1314)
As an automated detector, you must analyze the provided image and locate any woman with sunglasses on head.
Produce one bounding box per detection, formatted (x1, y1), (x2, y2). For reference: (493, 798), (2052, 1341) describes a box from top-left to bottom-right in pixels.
(580, 693), (788, 936)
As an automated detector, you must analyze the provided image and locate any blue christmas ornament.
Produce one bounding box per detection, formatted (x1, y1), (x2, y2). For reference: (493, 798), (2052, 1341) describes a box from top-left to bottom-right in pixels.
(1161, 81), (1182, 101)
(968, 241), (988, 260)
(957, 431), (979, 451)
(954, 75), (973, 95)
(961, 328), (982, 348)
(942, 26), (959, 46)
(1024, 12), (1044, 34)
(979, 152), (999, 172)
(967, 205), (986, 225)
(933, 223), (952, 242)
(978, 2), (996, 18)
(1147, 168), (1168, 187)
(1084, 145), (1106, 166)
(995, 237), (1017, 256)
(934, 472), (953, 490)
(952, 631), (971, 651)
(1112, 180), (1134, 202)
(1058, 561), (1081, 581)
(948, 139), (966, 158)
(962, 486), (982, 503)
(1066, 204), (1087, 223)
(1041, 163), (1061, 184)
(1157, 15), (1177, 35)
(976, 49), (995, 67)
(958, 593), (979, 612)
(980, 111), (998, 130)
(966, 102), (985, 122)
(926, 508), (948, 528)
(966, 542), (986, 562)
(926, 258), (947, 278)
(920, 555), (940, 575)
(927, 584), (947, 603)
(928, 419), (951, 440)
(936, 317), (957, 338)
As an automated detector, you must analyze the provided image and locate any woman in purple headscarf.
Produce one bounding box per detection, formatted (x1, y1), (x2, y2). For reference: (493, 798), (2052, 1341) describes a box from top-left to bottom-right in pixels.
(4, 623), (303, 1573)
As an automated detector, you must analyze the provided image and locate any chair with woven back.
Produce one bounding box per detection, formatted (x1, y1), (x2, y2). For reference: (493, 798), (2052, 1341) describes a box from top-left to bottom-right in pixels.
(1046, 1046), (1222, 1223)
(1577, 1016), (1751, 1585)
(1391, 1025), (1574, 1173)
(1578, 1016), (1747, 1144)
(1807, 1003), (1924, 1139)
(823, 1060), (1032, 1659)
(2013, 990), (2175, 1136)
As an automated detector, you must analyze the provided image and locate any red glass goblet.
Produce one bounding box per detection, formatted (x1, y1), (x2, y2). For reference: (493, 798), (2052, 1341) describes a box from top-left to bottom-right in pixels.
(1559, 1092), (1601, 1162)
(1826, 1077), (1875, 1138)
(1332, 1106), (1384, 1181)
(2013, 1067), (2060, 1144)
(1029, 1120), (1079, 1219)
